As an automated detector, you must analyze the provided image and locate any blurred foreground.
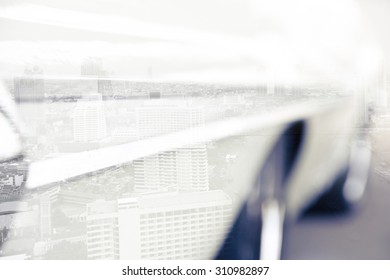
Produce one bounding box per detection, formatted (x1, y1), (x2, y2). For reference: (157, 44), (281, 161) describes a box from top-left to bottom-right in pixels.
(286, 122), (390, 259)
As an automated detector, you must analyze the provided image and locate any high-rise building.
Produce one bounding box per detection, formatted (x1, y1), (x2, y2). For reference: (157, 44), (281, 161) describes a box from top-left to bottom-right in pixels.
(73, 94), (107, 142)
(98, 76), (113, 99)
(39, 194), (51, 240)
(117, 190), (232, 259)
(136, 102), (205, 140)
(81, 57), (114, 98)
(81, 57), (103, 77)
(133, 146), (209, 193)
(13, 66), (45, 102)
(134, 102), (209, 193)
(58, 190), (99, 206)
(86, 200), (119, 260)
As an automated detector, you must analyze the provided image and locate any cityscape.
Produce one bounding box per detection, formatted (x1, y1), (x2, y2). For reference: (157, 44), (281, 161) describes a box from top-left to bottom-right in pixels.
(0, 56), (389, 260)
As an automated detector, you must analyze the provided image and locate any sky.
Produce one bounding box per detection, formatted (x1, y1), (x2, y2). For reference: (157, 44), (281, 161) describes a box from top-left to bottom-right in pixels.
(0, 0), (385, 86)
